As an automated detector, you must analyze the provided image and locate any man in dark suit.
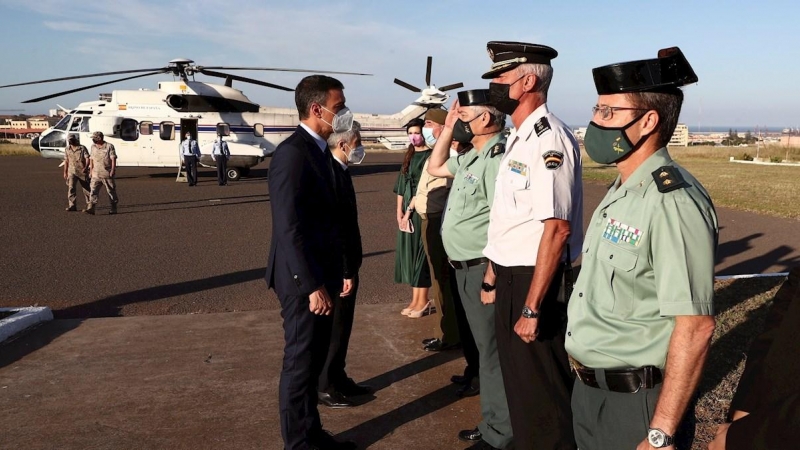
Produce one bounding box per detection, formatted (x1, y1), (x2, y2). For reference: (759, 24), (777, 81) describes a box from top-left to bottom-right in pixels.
(708, 267), (800, 450)
(317, 121), (371, 409)
(266, 75), (356, 450)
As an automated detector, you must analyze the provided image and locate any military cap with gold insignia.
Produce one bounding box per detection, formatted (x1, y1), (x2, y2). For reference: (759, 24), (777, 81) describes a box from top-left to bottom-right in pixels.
(592, 46), (698, 95)
(482, 41), (558, 79)
(457, 89), (492, 106)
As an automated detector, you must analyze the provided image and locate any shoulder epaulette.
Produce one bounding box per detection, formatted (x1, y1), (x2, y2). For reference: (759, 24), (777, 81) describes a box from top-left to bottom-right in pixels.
(490, 142), (506, 157)
(651, 166), (688, 193)
(534, 117), (551, 137)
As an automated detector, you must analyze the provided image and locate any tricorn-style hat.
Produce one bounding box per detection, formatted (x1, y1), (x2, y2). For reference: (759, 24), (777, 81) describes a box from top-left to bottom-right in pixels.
(457, 89), (493, 106)
(482, 41), (558, 79)
(424, 108), (447, 125)
(592, 47), (698, 95)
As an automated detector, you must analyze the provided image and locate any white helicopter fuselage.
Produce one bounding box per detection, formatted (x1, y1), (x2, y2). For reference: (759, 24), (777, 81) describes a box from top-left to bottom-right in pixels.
(33, 80), (439, 179)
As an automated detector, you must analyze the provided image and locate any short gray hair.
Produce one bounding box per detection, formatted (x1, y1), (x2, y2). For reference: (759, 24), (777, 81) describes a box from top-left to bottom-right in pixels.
(466, 105), (506, 129)
(516, 63), (553, 99)
(327, 120), (362, 148)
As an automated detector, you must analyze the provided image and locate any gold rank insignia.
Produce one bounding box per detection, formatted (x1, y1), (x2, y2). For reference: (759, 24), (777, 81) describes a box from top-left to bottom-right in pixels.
(490, 142), (506, 157)
(651, 166), (687, 193)
(613, 137), (625, 153)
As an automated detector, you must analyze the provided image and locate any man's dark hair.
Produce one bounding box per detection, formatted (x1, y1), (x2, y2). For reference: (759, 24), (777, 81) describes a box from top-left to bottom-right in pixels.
(627, 87), (684, 148)
(295, 75), (344, 120)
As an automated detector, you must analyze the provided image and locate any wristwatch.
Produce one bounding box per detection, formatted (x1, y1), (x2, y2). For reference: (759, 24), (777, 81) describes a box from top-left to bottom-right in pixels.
(481, 282), (495, 292)
(647, 428), (674, 448)
(521, 305), (539, 319)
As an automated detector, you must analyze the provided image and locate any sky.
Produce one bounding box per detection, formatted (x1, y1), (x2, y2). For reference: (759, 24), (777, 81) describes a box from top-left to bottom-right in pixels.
(1, 0), (799, 129)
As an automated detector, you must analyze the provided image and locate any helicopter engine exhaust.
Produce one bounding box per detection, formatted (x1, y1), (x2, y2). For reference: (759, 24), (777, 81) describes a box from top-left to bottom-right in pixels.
(166, 94), (187, 111)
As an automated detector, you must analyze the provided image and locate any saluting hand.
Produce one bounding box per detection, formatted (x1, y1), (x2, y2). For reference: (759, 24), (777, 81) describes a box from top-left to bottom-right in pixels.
(445, 99), (461, 129)
(309, 287), (332, 315)
(514, 316), (539, 343)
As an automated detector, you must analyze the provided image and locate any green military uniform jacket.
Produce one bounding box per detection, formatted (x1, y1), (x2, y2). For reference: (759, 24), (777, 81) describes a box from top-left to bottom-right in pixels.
(441, 133), (506, 261)
(566, 147), (719, 369)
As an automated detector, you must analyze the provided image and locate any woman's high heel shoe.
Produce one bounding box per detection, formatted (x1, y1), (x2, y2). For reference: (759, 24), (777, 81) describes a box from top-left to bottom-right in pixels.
(407, 301), (433, 318)
(401, 307), (413, 316)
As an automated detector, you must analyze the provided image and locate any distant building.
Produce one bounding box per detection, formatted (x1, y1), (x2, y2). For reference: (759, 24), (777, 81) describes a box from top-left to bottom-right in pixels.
(28, 119), (50, 130)
(669, 123), (689, 147)
(573, 126), (587, 141)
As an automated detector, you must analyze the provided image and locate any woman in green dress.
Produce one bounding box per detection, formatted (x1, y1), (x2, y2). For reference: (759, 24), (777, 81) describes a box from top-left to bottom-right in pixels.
(394, 118), (432, 317)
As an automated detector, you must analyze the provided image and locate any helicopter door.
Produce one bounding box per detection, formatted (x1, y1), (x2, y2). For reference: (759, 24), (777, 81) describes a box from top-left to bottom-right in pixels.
(180, 119), (198, 144)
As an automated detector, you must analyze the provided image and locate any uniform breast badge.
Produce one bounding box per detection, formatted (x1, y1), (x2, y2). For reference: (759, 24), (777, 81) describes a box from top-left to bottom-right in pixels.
(508, 160), (528, 176)
(602, 218), (643, 247)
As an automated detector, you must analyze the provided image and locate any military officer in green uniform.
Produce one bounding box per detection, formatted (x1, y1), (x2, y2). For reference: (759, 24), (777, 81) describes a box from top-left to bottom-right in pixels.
(565, 47), (719, 450)
(427, 89), (511, 450)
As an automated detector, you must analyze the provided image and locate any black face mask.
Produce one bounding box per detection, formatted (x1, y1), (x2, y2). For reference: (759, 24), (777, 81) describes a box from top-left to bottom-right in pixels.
(452, 112), (485, 145)
(488, 76), (524, 115)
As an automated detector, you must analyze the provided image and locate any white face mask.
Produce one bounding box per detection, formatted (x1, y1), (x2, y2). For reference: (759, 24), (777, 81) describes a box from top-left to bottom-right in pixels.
(344, 143), (365, 165)
(321, 106), (354, 133)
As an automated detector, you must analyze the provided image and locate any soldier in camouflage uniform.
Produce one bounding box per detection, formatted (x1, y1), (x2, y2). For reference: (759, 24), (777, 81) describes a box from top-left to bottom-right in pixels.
(63, 134), (91, 212)
(86, 131), (119, 215)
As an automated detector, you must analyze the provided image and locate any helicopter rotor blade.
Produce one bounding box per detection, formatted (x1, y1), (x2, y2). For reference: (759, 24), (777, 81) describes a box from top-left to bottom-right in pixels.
(21, 71), (166, 103)
(425, 56), (432, 86)
(0, 68), (167, 89)
(393, 78), (421, 93)
(198, 66), (371, 76)
(199, 69), (294, 91)
(439, 82), (464, 92)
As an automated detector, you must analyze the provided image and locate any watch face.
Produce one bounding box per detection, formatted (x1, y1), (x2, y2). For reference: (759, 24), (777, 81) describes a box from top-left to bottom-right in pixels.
(648, 429), (665, 447)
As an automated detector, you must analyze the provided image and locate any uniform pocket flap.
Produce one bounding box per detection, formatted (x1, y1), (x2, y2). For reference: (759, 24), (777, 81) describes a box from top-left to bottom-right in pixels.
(597, 241), (638, 272)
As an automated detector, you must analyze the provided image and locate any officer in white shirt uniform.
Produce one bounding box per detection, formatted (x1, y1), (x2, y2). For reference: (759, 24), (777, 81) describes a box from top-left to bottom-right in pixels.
(212, 134), (231, 186)
(179, 132), (201, 186)
(480, 41), (583, 450)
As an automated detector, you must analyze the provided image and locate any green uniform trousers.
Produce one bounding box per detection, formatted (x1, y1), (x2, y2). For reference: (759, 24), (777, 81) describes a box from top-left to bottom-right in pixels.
(572, 378), (661, 450)
(421, 213), (460, 344)
(454, 262), (513, 449)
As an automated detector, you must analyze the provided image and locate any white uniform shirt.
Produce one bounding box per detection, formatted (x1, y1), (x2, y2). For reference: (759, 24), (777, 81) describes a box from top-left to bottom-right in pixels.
(483, 103), (583, 266)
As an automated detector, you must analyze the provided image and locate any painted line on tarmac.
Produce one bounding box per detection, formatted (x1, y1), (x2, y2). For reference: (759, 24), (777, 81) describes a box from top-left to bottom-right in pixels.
(715, 272), (789, 280)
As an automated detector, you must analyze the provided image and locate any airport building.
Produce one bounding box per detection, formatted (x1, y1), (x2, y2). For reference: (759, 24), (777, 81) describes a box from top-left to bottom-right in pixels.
(669, 123), (689, 147)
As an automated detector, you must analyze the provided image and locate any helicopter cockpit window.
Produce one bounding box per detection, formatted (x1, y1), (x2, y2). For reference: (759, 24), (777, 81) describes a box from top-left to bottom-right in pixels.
(139, 121), (153, 135)
(120, 119), (138, 141)
(54, 115), (71, 131)
(69, 117), (83, 132)
(254, 123), (264, 137)
(160, 121), (175, 141)
(80, 118), (90, 132)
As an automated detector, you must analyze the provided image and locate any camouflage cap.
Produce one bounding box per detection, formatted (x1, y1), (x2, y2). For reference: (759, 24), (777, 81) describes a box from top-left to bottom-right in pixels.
(91, 131), (103, 139)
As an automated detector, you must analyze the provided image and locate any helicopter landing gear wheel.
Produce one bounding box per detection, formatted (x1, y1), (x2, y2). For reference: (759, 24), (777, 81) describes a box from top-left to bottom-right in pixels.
(227, 167), (241, 182)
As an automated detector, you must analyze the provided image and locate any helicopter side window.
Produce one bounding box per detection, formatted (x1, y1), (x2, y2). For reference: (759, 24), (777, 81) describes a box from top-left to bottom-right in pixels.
(254, 123), (264, 137)
(120, 119), (138, 141)
(54, 115), (71, 131)
(69, 117), (82, 132)
(160, 121), (175, 141)
(80, 118), (90, 132)
(140, 121), (153, 135)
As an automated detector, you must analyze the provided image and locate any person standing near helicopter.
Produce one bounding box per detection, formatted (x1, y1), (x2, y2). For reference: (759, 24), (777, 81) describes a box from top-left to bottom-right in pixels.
(212, 133), (231, 186)
(180, 131), (201, 186)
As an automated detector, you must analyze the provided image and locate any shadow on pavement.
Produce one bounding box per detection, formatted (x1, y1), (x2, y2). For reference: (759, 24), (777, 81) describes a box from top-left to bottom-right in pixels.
(0, 320), (82, 370)
(717, 231), (800, 275)
(54, 267), (267, 319)
(360, 351), (462, 393)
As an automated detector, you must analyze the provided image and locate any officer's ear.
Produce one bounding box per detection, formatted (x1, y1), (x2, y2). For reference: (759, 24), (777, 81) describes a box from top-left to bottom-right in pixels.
(522, 73), (539, 93)
(639, 110), (660, 137)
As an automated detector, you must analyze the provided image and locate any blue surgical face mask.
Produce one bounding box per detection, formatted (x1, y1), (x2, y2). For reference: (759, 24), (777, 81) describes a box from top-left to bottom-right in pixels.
(422, 127), (437, 146)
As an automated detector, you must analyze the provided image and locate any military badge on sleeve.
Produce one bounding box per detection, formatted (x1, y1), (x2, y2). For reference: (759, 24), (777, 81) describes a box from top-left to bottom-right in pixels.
(542, 150), (564, 170)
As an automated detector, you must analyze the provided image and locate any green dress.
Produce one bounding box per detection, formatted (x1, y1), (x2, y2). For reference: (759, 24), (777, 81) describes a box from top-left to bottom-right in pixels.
(393, 149), (432, 287)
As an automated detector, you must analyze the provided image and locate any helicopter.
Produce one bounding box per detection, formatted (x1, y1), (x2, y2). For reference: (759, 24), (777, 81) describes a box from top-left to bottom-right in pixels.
(0, 57), (462, 181)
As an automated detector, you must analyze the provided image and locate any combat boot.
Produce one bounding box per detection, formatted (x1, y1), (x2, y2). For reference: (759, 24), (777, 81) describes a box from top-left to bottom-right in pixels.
(109, 204), (118, 215)
(83, 206), (95, 215)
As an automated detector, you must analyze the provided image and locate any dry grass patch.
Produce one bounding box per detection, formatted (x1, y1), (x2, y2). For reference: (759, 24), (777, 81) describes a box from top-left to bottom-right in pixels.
(0, 143), (38, 156)
(581, 146), (800, 219)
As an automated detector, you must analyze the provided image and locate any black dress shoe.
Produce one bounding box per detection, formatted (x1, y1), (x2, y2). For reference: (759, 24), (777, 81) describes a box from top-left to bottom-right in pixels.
(424, 339), (461, 352)
(457, 381), (480, 398)
(309, 430), (358, 449)
(421, 337), (438, 346)
(338, 381), (373, 397)
(317, 391), (354, 409)
(458, 427), (482, 442)
(464, 440), (501, 449)
(451, 374), (471, 385)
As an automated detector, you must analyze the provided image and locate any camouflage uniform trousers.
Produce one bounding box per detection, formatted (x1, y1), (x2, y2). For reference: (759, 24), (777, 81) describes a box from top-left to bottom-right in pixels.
(89, 176), (119, 208)
(67, 173), (91, 208)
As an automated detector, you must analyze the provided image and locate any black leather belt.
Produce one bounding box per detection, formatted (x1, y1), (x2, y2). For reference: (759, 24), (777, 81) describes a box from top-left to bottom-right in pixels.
(449, 257), (488, 270)
(571, 358), (663, 393)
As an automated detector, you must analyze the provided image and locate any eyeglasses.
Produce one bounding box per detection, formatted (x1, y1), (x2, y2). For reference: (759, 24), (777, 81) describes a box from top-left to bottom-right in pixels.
(591, 105), (648, 121)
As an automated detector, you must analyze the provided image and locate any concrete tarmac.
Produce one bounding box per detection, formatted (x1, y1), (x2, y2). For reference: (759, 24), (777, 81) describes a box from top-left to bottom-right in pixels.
(1, 154), (797, 319)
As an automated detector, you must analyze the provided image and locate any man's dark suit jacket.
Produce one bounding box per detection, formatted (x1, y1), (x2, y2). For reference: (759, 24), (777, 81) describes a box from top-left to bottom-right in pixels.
(266, 125), (342, 297)
(726, 267), (799, 449)
(332, 161), (362, 279)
